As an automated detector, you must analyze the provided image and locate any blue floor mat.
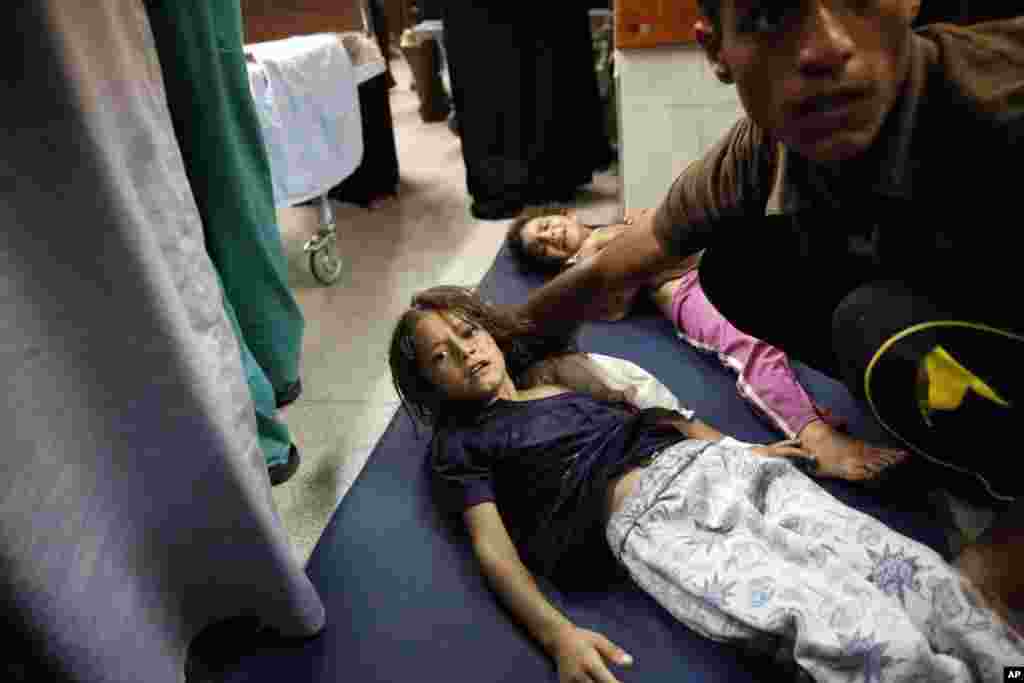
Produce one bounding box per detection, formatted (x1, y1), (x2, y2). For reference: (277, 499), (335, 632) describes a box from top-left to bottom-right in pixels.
(222, 244), (949, 683)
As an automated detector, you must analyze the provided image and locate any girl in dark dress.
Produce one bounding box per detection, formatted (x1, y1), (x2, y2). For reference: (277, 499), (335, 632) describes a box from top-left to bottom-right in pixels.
(388, 285), (1021, 683)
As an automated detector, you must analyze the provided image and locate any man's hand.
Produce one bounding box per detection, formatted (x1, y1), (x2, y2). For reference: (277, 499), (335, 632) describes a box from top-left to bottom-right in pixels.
(551, 624), (633, 683)
(622, 208), (655, 225)
(569, 210), (655, 266)
(568, 230), (611, 265)
(568, 225), (629, 266)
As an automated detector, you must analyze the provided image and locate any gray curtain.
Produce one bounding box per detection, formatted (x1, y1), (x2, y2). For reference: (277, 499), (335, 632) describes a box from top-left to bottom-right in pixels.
(1, 2), (325, 681)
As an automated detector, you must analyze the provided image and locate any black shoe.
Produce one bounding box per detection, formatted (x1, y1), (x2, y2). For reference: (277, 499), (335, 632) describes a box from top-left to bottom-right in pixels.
(186, 617), (262, 683)
(268, 444), (300, 486)
(274, 379), (302, 409)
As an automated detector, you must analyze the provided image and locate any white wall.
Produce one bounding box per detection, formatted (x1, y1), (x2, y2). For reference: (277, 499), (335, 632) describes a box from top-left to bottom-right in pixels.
(616, 44), (745, 209)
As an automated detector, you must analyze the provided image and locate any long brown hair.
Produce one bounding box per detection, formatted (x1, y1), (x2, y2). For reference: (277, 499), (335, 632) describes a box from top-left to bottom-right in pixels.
(389, 285), (575, 427)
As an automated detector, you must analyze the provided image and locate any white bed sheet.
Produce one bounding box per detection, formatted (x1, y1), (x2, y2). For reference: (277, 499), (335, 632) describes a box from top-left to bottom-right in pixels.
(246, 33), (366, 208)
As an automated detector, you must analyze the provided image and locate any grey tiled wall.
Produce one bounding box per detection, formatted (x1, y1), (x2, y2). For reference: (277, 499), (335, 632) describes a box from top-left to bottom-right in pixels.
(616, 44), (745, 209)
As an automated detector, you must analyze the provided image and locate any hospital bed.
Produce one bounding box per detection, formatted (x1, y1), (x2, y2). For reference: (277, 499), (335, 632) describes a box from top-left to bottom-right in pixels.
(245, 32), (385, 284)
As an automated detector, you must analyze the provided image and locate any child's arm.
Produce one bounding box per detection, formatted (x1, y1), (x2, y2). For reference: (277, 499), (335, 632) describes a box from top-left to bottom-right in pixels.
(671, 415), (724, 441)
(520, 353), (636, 405)
(652, 410), (816, 468)
(464, 502), (633, 683)
(523, 354), (812, 467)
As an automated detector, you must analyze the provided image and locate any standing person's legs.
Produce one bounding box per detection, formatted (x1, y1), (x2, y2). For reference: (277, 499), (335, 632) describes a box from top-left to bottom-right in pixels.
(368, 0), (397, 89)
(607, 441), (1024, 682)
(145, 0), (306, 409)
(220, 289), (297, 480)
(439, 3), (531, 219)
(527, 5), (612, 202)
(145, 0), (304, 481)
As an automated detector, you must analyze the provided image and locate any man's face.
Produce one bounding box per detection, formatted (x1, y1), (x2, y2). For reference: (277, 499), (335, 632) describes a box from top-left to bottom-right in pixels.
(711, 0), (918, 163)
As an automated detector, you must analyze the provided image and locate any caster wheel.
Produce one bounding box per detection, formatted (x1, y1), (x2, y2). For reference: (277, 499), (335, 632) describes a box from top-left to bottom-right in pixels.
(309, 240), (343, 285)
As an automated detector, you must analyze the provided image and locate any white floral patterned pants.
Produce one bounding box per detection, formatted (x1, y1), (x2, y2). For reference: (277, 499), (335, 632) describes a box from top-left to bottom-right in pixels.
(606, 440), (1024, 682)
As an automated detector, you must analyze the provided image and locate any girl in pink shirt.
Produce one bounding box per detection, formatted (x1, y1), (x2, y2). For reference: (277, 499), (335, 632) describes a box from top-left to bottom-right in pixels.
(508, 208), (907, 483)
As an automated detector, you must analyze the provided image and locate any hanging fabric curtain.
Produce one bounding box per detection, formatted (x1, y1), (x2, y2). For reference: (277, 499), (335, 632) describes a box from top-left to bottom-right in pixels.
(0, 2), (324, 681)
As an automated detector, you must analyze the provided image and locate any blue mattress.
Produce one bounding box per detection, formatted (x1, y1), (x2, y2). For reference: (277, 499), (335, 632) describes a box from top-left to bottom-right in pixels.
(223, 244), (949, 682)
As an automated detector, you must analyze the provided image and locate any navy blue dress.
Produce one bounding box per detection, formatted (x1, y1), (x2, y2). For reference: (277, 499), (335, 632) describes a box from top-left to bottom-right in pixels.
(431, 392), (687, 584)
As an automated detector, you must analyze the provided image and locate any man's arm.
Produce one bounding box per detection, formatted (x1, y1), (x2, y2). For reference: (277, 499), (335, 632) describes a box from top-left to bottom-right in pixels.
(517, 118), (773, 335)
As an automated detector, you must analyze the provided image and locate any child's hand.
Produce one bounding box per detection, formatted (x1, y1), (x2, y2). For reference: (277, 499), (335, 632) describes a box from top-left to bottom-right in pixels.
(750, 439), (818, 473)
(551, 624), (633, 683)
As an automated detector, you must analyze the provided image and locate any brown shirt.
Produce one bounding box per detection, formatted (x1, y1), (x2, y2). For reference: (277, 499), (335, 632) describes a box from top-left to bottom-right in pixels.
(651, 18), (1024, 268)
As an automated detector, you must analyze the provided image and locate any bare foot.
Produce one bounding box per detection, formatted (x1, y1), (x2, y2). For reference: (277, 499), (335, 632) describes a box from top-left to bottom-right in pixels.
(797, 420), (909, 482)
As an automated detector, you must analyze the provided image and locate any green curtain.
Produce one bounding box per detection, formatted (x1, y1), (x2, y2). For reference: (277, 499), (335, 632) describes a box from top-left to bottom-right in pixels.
(146, 0), (304, 467)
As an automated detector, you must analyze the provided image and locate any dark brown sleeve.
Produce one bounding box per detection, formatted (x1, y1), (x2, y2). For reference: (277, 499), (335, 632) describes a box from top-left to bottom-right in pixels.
(918, 18), (1024, 122)
(651, 116), (776, 259)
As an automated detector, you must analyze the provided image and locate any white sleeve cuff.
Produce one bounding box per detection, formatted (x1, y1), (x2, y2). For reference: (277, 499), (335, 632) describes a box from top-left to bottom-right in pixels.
(584, 353), (692, 417)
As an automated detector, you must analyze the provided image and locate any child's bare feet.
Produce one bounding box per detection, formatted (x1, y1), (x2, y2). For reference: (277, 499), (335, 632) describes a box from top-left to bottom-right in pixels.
(797, 419), (908, 482)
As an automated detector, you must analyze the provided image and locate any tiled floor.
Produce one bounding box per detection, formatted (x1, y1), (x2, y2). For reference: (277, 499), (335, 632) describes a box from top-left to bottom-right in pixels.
(269, 57), (622, 565)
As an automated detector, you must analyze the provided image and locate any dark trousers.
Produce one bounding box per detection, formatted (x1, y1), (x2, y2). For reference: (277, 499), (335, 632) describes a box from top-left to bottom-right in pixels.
(440, 3), (612, 219)
(697, 210), (1021, 504)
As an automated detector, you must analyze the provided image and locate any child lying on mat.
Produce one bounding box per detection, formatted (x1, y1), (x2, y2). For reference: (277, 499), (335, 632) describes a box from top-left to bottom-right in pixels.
(506, 207), (908, 484)
(389, 285), (1021, 683)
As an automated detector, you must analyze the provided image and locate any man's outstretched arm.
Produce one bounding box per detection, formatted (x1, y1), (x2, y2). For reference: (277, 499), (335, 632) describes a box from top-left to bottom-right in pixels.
(516, 114), (761, 333)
